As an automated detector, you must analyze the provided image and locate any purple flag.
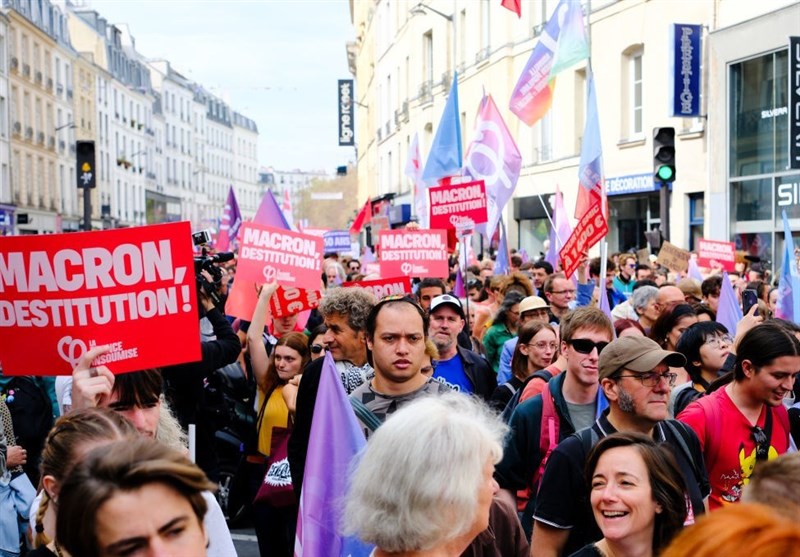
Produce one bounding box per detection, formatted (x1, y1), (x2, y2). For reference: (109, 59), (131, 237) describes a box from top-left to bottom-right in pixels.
(776, 210), (800, 321)
(464, 95), (522, 242)
(294, 353), (372, 557)
(453, 267), (466, 298)
(597, 280), (615, 338)
(254, 189), (292, 230)
(716, 272), (743, 337)
(361, 245), (376, 264)
(216, 186), (242, 252)
(687, 256), (704, 282)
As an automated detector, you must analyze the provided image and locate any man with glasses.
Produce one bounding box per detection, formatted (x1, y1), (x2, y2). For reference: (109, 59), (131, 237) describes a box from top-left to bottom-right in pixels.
(531, 335), (709, 557)
(543, 273), (576, 325)
(612, 254), (637, 299)
(427, 294), (496, 400)
(495, 307), (612, 537)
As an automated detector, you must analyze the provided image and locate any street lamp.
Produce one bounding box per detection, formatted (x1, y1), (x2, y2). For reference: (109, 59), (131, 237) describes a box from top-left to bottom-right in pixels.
(410, 2), (457, 76)
(55, 122), (77, 132)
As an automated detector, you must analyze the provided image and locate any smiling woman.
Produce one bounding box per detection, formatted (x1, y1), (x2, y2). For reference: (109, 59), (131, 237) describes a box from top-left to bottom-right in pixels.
(570, 432), (687, 557)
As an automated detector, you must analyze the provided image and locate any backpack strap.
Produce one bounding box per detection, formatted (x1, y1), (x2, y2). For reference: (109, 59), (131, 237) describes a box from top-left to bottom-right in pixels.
(532, 381), (560, 492)
(349, 397), (383, 433)
(530, 369), (554, 384)
(661, 420), (703, 485)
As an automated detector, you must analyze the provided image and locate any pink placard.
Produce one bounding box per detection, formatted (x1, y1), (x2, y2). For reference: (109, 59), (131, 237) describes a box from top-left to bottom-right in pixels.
(696, 239), (736, 272)
(428, 179), (488, 230)
(378, 230), (449, 278)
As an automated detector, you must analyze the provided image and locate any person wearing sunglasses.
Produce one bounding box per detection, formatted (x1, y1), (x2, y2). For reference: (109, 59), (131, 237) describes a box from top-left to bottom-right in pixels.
(612, 254), (638, 300)
(307, 324), (328, 361)
(533, 336), (709, 557)
(495, 307), (613, 538)
(678, 323), (800, 510)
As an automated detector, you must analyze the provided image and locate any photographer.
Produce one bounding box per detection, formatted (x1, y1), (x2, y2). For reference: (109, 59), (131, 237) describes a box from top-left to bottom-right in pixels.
(162, 267), (242, 482)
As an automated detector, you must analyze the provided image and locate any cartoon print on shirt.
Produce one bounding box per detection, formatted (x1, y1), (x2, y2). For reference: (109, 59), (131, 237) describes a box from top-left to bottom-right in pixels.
(739, 443), (779, 486)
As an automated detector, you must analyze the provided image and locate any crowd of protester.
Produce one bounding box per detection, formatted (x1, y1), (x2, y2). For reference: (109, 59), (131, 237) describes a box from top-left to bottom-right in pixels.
(0, 239), (799, 557)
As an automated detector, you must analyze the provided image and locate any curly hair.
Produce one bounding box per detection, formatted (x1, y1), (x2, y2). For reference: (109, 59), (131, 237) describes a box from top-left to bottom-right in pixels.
(318, 287), (376, 332)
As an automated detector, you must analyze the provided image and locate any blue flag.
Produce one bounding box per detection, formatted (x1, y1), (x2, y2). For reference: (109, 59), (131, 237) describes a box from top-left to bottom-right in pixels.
(422, 72), (462, 184)
(716, 272), (742, 336)
(494, 222), (510, 275)
(776, 210), (800, 321)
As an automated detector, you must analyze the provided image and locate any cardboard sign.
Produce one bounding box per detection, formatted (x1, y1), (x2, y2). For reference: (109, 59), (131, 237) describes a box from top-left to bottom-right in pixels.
(0, 222), (200, 375)
(559, 203), (609, 278)
(696, 239), (736, 272)
(269, 286), (321, 319)
(237, 222), (324, 291)
(378, 230), (449, 278)
(428, 180), (488, 230)
(657, 241), (691, 272)
(342, 277), (412, 298)
(637, 248), (651, 266)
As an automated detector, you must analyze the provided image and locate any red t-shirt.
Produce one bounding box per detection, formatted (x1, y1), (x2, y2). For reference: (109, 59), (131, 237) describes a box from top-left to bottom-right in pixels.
(678, 386), (790, 510)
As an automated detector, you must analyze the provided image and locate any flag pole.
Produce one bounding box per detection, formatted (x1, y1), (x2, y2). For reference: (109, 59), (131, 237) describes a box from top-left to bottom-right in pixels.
(462, 234), (471, 336)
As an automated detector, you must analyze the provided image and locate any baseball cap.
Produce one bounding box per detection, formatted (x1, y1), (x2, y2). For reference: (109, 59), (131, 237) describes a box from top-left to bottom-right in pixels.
(519, 296), (549, 314)
(430, 294), (465, 319)
(598, 336), (686, 380)
(677, 279), (702, 302)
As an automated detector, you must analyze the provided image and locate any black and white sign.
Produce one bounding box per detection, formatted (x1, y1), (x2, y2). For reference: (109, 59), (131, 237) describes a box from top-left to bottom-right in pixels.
(790, 36), (800, 169)
(338, 79), (354, 146)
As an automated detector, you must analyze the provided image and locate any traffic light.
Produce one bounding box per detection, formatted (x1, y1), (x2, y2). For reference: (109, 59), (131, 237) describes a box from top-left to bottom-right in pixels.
(76, 140), (96, 189)
(653, 127), (675, 183)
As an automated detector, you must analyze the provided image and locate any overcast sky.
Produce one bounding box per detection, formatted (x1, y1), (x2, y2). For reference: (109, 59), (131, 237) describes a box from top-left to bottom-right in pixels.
(88, 0), (356, 174)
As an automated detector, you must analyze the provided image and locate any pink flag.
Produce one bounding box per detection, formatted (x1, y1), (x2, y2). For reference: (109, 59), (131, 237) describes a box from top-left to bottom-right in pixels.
(463, 95), (521, 242)
(545, 187), (572, 268)
(406, 132), (427, 227)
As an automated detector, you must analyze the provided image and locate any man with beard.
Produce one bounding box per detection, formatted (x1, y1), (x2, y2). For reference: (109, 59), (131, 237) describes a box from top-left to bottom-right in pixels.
(427, 294), (496, 401)
(531, 336), (709, 557)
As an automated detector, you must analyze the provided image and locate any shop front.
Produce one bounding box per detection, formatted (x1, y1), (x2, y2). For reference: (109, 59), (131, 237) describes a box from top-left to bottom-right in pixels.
(605, 173), (664, 254)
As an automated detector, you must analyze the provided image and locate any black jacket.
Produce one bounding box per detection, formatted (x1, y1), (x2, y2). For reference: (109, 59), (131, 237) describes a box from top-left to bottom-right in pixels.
(457, 346), (497, 402)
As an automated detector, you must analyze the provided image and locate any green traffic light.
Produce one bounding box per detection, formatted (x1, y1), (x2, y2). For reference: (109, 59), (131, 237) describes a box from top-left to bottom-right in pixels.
(656, 165), (674, 182)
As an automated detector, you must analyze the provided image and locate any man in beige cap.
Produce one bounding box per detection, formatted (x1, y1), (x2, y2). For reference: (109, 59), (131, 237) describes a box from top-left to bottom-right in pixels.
(497, 296), (551, 383)
(531, 335), (709, 557)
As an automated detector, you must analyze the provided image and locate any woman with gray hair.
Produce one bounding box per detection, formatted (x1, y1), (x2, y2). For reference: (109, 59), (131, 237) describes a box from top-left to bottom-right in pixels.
(631, 285), (660, 333)
(343, 393), (508, 556)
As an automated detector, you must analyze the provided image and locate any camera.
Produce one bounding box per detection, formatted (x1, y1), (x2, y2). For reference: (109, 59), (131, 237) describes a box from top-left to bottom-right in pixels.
(192, 229), (234, 308)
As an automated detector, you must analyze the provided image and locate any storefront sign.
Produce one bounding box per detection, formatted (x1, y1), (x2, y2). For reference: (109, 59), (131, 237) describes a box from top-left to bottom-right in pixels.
(338, 79), (354, 146)
(657, 241), (690, 273)
(605, 173), (665, 196)
(428, 180), (488, 230)
(777, 177), (800, 219)
(342, 277), (412, 298)
(237, 223), (324, 291)
(559, 203), (608, 278)
(0, 222), (200, 375)
(323, 230), (352, 253)
(670, 24), (702, 117)
(269, 286), (321, 318)
(696, 239), (736, 272)
(790, 37), (800, 169)
(378, 230), (449, 278)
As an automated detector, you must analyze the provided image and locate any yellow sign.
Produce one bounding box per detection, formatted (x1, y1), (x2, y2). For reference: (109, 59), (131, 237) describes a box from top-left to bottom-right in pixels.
(81, 162), (91, 172)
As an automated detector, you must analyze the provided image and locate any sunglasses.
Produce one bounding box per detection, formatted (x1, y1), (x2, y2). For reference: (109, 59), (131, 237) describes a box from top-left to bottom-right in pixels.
(567, 338), (609, 355)
(310, 344), (325, 354)
(752, 426), (769, 461)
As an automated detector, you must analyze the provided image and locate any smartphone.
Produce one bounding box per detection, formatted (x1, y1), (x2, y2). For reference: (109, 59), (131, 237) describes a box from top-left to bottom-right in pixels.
(742, 289), (759, 316)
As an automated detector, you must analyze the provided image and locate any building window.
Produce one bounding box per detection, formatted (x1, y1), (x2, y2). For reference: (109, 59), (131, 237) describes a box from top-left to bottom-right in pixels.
(729, 49), (788, 178)
(481, 0), (490, 51)
(688, 193), (704, 250)
(423, 31), (433, 87)
(629, 52), (643, 137)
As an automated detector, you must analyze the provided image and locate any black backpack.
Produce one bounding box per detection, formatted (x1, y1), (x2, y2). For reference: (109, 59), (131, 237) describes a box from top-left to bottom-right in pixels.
(500, 369), (554, 424)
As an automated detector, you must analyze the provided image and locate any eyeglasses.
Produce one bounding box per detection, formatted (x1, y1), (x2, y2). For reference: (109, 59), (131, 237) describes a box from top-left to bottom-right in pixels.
(704, 335), (733, 348)
(310, 344), (325, 354)
(615, 371), (678, 387)
(528, 342), (558, 351)
(550, 289), (576, 296)
(752, 426), (769, 461)
(567, 339), (609, 355)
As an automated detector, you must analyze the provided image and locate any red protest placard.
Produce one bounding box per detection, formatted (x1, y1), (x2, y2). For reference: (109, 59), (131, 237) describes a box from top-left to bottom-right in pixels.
(559, 203), (609, 278)
(378, 230), (449, 278)
(237, 222), (324, 291)
(428, 180), (488, 230)
(269, 287), (321, 318)
(342, 277), (412, 298)
(0, 222), (200, 375)
(696, 239), (736, 272)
